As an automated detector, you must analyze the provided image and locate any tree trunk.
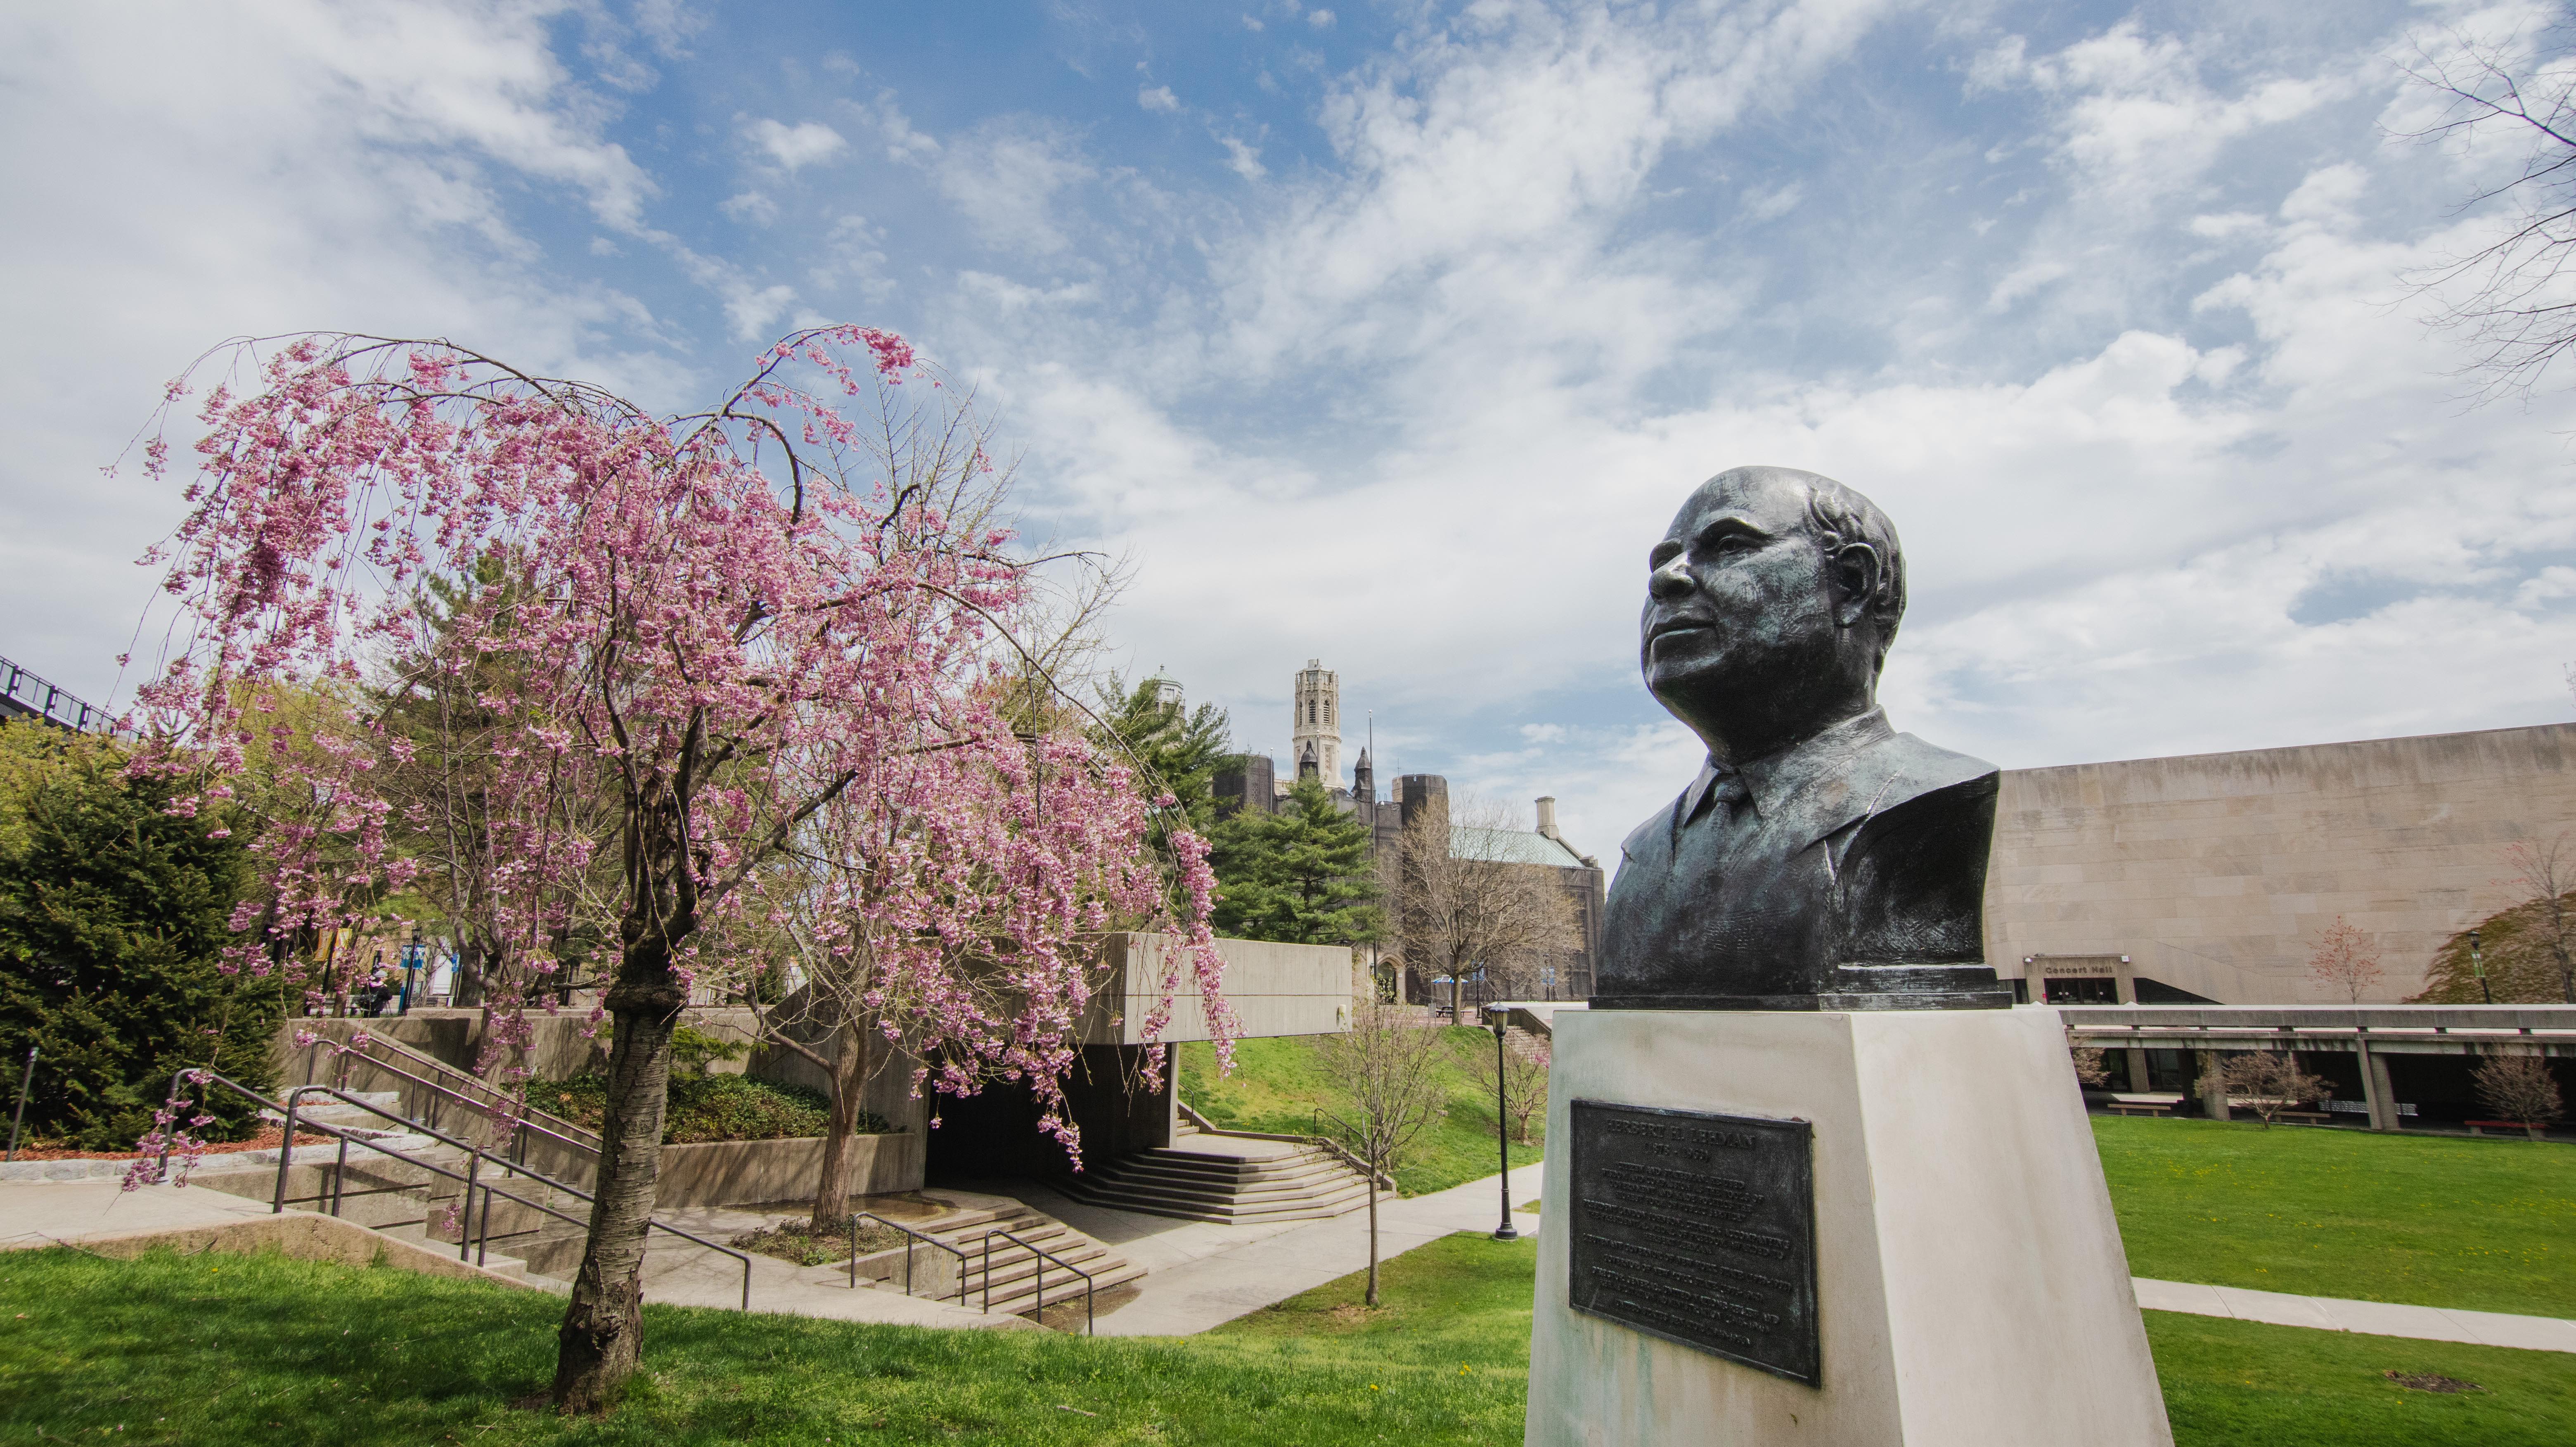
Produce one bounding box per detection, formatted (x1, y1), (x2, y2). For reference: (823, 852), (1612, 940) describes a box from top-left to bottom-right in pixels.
(551, 951), (684, 1412)
(1448, 969), (1462, 1023)
(1363, 1166), (1381, 1307)
(809, 1013), (873, 1233)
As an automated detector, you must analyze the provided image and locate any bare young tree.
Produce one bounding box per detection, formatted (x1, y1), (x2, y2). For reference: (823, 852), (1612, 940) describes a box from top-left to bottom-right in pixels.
(1467, 1027), (1551, 1145)
(1392, 795), (1580, 1020)
(2501, 834), (2576, 1003)
(2216, 1052), (2334, 1130)
(2305, 916), (2386, 1003)
(2396, 21), (2576, 401)
(2471, 1053), (2565, 1139)
(1313, 987), (1452, 1307)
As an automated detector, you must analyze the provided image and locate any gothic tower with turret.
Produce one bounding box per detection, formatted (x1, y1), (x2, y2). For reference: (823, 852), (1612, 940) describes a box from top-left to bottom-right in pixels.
(1292, 658), (1341, 788)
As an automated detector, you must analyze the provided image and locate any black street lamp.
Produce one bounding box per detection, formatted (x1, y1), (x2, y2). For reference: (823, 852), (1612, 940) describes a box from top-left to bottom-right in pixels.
(1485, 1003), (1518, 1242)
(2469, 929), (2492, 1005)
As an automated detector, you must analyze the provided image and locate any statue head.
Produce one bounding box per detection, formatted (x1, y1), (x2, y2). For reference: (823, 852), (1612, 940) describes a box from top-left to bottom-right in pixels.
(1639, 466), (1907, 765)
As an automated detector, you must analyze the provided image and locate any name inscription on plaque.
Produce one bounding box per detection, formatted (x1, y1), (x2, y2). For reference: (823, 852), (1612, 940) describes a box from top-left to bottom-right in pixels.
(1566, 1099), (1819, 1386)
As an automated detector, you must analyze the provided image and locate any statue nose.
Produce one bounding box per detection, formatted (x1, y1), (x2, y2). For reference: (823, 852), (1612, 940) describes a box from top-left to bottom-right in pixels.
(1648, 557), (1693, 600)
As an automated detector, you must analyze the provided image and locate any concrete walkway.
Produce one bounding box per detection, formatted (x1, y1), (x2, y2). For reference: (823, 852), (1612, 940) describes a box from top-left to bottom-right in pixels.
(2133, 1276), (2576, 1354)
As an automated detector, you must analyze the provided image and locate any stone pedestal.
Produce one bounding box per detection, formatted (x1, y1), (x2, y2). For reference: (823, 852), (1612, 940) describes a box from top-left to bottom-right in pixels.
(1527, 1006), (2170, 1447)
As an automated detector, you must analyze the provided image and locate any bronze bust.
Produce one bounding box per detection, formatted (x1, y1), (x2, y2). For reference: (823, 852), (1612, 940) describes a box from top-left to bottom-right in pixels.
(1595, 466), (2010, 1011)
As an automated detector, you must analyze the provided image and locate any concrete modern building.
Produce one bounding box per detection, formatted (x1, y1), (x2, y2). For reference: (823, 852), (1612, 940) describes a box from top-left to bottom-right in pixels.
(1985, 722), (2576, 1006)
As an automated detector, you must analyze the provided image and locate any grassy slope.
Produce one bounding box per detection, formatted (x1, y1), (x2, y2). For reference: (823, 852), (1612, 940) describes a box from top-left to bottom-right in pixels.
(2093, 1116), (2575, 1317)
(0, 1246), (1526, 1447)
(1177, 1031), (1539, 1195)
(8, 1241), (2570, 1447)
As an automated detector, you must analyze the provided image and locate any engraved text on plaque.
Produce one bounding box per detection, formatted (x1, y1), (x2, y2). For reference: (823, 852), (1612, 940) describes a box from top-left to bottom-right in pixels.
(1566, 1099), (1819, 1385)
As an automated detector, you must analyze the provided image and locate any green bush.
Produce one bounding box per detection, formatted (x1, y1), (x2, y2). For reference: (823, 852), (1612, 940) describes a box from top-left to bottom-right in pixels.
(0, 723), (275, 1149)
(539, 1070), (872, 1143)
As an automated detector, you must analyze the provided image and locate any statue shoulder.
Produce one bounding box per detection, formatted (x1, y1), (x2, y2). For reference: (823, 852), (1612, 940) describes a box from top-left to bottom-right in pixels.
(1866, 732), (1998, 804)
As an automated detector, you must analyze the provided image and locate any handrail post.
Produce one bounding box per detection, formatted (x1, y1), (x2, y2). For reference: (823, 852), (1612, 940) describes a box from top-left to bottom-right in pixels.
(272, 1089), (303, 1215)
(849, 1213), (859, 1291)
(459, 1154), (479, 1261)
(332, 1132), (350, 1217)
(477, 1183), (493, 1268)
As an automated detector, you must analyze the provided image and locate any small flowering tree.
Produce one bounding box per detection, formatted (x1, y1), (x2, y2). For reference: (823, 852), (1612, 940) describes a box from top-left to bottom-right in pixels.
(120, 327), (1228, 1409)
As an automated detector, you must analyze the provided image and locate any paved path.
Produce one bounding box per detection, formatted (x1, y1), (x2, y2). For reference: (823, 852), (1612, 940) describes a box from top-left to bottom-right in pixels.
(0, 1175), (282, 1250)
(2133, 1276), (2576, 1353)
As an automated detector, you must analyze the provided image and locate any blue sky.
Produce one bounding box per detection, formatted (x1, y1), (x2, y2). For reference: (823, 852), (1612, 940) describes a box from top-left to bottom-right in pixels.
(5, 0), (2575, 859)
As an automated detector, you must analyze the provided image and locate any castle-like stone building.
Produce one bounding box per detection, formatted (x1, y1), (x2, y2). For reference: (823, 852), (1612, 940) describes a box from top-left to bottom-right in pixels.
(1210, 659), (1608, 999)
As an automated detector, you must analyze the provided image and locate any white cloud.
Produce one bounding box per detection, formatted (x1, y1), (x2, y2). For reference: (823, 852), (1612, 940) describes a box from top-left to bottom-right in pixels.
(746, 117), (848, 171)
(1740, 180), (1802, 221)
(720, 190), (778, 225)
(1219, 135), (1268, 181)
(1139, 85), (1179, 113)
(1307, 8), (1335, 27)
(0, 0), (685, 702)
(935, 119), (1096, 254)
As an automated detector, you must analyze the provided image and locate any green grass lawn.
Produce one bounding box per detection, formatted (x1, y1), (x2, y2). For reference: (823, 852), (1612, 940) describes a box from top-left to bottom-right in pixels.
(1177, 1031), (1538, 1195)
(7, 1236), (2570, 1447)
(2093, 1115), (2575, 1317)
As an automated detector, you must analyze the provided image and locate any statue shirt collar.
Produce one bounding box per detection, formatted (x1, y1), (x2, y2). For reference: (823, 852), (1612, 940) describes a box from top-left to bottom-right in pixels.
(1677, 707), (1898, 842)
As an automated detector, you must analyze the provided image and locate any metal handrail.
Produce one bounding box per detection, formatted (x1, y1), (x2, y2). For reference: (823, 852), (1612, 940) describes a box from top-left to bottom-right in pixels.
(847, 1211), (972, 1305)
(310, 1045), (602, 1171)
(153, 1070), (752, 1309)
(308, 1033), (603, 1155)
(277, 1084), (753, 1310)
(980, 1226), (1094, 1335)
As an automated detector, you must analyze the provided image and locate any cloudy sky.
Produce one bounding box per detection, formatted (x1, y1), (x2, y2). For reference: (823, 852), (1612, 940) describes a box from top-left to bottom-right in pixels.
(5, 0), (2575, 860)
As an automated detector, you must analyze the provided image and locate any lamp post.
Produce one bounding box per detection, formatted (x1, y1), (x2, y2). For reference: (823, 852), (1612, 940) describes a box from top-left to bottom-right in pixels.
(1485, 1004), (1518, 1242)
(2469, 929), (2491, 1006)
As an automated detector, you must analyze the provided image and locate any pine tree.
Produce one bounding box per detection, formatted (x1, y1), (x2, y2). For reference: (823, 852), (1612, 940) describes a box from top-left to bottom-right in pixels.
(1093, 675), (1234, 836)
(1209, 777), (1385, 945)
(0, 724), (276, 1148)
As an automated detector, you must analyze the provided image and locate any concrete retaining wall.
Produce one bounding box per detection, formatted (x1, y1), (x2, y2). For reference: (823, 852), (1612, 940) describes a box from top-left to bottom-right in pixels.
(521, 1131), (923, 1205)
(66, 1211), (536, 1291)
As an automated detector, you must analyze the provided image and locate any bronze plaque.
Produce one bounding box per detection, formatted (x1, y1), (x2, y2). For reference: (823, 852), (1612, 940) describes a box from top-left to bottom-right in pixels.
(1566, 1099), (1819, 1385)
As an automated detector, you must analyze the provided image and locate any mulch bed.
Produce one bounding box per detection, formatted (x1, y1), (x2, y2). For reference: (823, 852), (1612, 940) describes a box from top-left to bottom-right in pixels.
(7, 1127), (288, 1162)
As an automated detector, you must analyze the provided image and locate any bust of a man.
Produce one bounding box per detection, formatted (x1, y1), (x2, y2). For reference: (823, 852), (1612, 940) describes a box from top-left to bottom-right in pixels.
(1595, 466), (2010, 1011)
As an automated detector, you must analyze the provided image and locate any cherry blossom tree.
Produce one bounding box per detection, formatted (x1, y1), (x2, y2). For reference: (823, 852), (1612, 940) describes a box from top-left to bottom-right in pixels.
(2304, 916), (2384, 1003)
(118, 327), (1228, 1409)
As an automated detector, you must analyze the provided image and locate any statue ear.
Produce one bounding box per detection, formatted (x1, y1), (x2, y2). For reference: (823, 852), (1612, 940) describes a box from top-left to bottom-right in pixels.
(1828, 543), (1880, 629)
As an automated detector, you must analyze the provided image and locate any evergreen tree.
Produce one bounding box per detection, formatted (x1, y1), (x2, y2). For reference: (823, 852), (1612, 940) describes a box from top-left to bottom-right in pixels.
(1208, 776), (1385, 945)
(0, 724), (276, 1148)
(1092, 674), (1234, 834)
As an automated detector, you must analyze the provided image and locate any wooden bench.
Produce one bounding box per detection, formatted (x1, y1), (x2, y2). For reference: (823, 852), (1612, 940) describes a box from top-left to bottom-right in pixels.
(2105, 1102), (2174, 1117)
(2466, 1120), (2544, 1137)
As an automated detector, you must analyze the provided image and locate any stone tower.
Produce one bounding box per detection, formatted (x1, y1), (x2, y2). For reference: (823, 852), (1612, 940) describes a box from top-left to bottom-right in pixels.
(1291, 658), (1341, 788)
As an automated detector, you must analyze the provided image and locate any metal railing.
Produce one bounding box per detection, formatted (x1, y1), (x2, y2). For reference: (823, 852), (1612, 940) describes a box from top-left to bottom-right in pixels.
(980, 1226), (1094, 1335)
(0, 655), (116, 734)
(847, 1210), (972, 1305)
(301, 1032), (603, 1159)
(155, 1070), (752, 1309)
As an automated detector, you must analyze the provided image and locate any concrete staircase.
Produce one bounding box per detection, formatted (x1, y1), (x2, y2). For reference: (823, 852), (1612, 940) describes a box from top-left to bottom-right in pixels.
(893, 1200), (1143, 1318)
(1055, 1125), (1375, 1224)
